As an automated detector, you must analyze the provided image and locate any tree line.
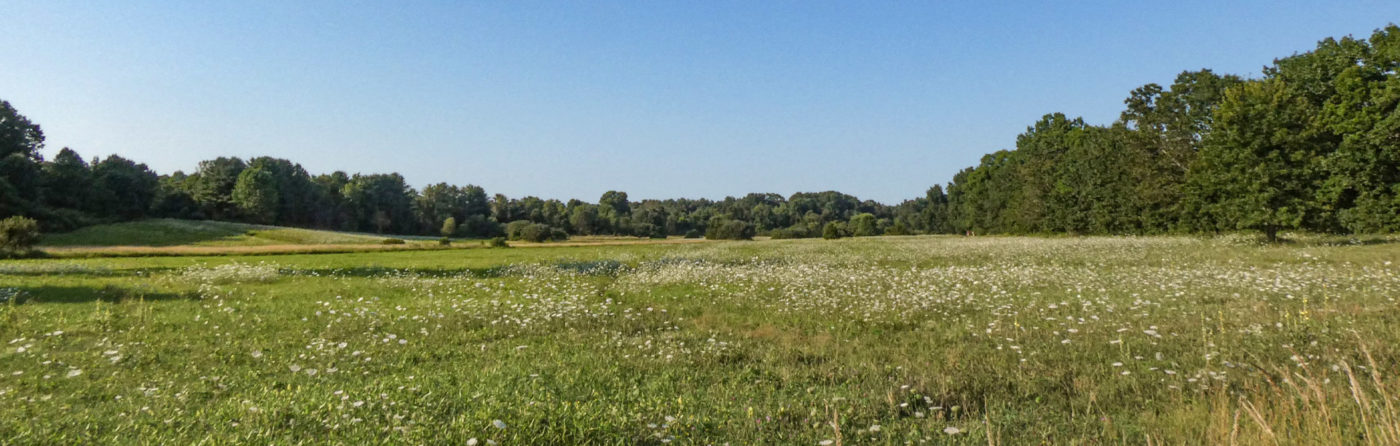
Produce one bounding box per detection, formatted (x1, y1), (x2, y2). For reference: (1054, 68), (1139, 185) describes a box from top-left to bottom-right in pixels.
(917, 25), (1400, 241)
(0, 108), (905, 239)
(3, 25), (1398, 241)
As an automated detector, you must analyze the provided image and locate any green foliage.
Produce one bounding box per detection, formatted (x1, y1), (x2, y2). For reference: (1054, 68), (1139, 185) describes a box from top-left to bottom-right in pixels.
(380, 238), (406, 245)
(822, 221), (844, 239)
(704, 217), (754, 240)
(928, 25), (1400, 239)
(768, 225), (813, 239)
(0, 216), (40, 254)
(504, 220), (532, 240)
(486, 236), (509, 248)
(505, 220), (566, 242)
(440, 217), (457, 238)
(0, 95), (908, 240)
(40, 148), (92, 213)
(848, 213), (878, 236)
(342, 173), (415, 234)
(0, 100), (45, 219)
(190, 157), (247, 221)
(1188, 79), (1329, 241)
(885, 221), (910, 236)
(232, 165), (279, 223)
(418, 183), (489, 235)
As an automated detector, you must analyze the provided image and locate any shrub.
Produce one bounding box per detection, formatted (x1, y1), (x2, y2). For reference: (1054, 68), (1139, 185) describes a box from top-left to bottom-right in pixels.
(438, 237), (451, 246)
(683, 229), (702, 239)
(487, 237), (509, 248)
(506, 222), (569, 243)
(440, 217), (457, 238)
(633, 223), (667, 239)
(885, 222), (910, 236)
(848, 213), (878, 237)
(0, 216), (40, 254)
(458, 214), (502, 238)
(505, 220), (533, 240)
(35, 208), (94, 232)
(822, 221), (844, 240)
(705, 218), (754, 240)
(519, 223), (548, 242)
(769, 225), (814, 239)
(380, 238), (406, 245)
(550, 227), (570, 241)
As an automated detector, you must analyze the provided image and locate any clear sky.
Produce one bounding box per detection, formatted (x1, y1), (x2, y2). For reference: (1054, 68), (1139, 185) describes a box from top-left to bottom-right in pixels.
(5, 1), (1397, 204)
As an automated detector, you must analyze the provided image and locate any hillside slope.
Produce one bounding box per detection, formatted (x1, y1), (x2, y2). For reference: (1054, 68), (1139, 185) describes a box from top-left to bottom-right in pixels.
(40, 219), (393, 247)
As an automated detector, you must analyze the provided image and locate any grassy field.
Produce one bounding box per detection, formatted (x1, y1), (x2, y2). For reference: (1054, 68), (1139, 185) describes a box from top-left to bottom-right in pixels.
(39, 219), (395, 247)
(35, 219), (709, 258)
(2, 235), (1399, 444)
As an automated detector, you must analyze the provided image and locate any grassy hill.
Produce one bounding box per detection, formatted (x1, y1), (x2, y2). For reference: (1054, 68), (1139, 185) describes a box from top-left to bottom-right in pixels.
(39, 219), (394, 247)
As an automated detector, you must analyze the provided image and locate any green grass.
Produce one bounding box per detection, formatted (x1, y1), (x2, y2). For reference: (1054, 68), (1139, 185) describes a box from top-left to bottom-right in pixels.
(40, 219), (392, 247)
(2, 236), (1399, 444)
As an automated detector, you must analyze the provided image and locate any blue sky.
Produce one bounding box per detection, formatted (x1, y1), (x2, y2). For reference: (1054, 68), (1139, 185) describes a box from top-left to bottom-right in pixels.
(5, 1), (1397, 203)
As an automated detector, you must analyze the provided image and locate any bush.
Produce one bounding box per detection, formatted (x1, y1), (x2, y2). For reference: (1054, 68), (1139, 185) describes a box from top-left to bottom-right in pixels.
(848, 213), (878, 237)
(457, 214), (502, 238)
(34, 208), (93, 232)
(822, 222), (844, 240)
(380, 238), (406, 245)
(704, 218), (754, 240)
(633, 223), (667, 239)
(505, 220), (532, 240)
(683, 229), (702, 239)
(518, 223), (548, 242)
(438, 237), (451, 246)
(885, 222), (910, 236)
(769, 225), (814, 239)
(440, 217), (457, 238)
(507, 221), (569, 243)
(0, 216), (40, 254)
(550, 227), (570, 242)
(487, 237), (509, 248)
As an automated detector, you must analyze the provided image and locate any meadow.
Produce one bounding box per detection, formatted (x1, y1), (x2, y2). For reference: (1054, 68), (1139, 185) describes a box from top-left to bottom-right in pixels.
(2, 235), (1399, 444)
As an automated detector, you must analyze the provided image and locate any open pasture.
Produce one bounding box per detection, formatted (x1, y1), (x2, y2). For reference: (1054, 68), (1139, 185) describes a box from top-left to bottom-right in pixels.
(2, 236), (1399, 444)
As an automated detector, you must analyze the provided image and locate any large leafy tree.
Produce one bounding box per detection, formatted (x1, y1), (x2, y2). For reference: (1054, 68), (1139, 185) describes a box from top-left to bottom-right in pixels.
(190, 157), (247, 220)
(232, 165), (280, 224)
(341, 173), (415, 234)
(1318, 26), (1400, 232)
(1119, 70), (1244, 232)
(311, 171), (352, 230)
(0, 100), (45, 217)
(244, 157), (316, 226)
(1189, 79), (1330, 241)
(90, 155), (159, 220)
(40, 148), (92, 212)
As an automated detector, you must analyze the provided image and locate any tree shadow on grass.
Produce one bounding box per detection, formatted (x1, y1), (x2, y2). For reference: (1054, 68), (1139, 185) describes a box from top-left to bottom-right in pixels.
(0, 266), (179, 277)
(286, 261), (628, 279)
(5, 285), (196, 304)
